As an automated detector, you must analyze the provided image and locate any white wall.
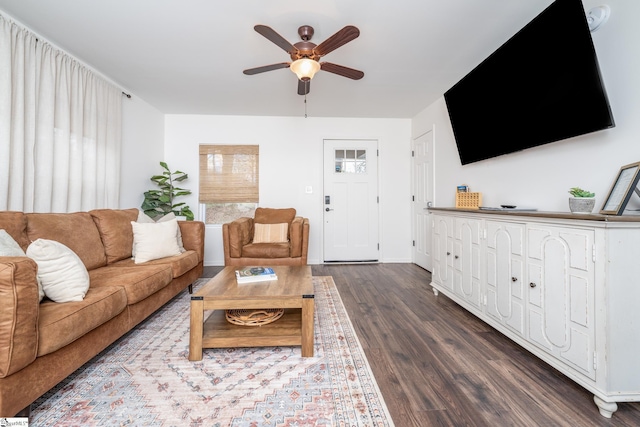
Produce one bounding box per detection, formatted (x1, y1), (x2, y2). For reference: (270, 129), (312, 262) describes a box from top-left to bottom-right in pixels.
(164, 115), (411, 266)
(119, 96), (165, 209)
(412, 0), (640, 213)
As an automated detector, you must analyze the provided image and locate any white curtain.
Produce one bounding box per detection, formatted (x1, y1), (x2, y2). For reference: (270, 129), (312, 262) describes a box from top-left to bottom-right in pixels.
(0, 14), (122, 212)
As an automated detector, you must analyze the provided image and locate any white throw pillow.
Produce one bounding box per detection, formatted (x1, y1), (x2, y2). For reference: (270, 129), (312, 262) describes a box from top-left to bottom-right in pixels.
(134, 211), (185, 254)
(131, 219), (182, 264)
(26, 239), (89, 302)
(0, 229), (26, 256)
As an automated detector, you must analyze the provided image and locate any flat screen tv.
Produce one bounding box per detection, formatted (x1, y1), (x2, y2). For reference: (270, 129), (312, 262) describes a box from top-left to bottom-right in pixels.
(444, 0), (615, 165)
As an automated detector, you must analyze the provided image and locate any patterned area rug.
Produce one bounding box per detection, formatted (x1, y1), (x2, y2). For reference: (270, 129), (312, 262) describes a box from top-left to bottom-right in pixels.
(31, 276), (394, 426)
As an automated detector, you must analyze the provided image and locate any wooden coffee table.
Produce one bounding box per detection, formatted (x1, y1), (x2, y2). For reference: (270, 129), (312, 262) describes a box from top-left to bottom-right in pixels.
(188, 265), (314, 360)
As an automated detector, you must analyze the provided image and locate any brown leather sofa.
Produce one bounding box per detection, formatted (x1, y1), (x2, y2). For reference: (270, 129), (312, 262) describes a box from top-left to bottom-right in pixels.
(0, 208), (205, 417)
(222, 207), (309, 266)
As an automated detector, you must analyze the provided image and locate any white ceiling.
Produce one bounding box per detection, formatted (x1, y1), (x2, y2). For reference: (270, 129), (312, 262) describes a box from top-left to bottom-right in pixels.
(0, 0), (555, 118)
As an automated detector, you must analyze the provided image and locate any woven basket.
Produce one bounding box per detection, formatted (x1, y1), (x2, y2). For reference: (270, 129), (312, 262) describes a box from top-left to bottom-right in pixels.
(455, 192), (482, 209)
(225, 308), (284, 326)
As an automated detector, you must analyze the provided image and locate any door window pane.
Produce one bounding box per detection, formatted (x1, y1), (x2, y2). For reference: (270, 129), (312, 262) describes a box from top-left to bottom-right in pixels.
(335, 148), (367, 174)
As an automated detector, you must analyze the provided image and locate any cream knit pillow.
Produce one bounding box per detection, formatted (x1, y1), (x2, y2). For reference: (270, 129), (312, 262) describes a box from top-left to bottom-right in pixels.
(26, 239), (89, 302)
(131, 219), (182, 263)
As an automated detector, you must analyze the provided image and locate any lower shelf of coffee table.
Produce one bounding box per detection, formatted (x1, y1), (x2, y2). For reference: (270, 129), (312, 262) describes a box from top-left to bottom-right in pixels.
(202, 308), (303, 349)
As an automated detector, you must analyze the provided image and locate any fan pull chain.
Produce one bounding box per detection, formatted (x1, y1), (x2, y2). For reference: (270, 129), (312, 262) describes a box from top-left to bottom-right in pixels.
(301, 78), (309, 118)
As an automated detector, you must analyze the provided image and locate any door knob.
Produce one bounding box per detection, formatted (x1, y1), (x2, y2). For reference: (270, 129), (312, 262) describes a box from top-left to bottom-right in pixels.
(325, 207), (333, 212)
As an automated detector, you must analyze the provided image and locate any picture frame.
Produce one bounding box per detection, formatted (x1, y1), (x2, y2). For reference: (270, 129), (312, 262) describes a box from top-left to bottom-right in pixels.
(600, 161), (640, 215)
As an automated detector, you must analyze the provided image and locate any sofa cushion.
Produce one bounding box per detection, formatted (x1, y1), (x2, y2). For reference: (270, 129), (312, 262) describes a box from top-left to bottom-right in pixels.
(26, 212), (107, 270)
(254, 208), (296, 225)
(0, 258), (39, 378)
(0, 212), (29, 251)
(131, 219), (182, 263)
(89, 264), (173, 305)
(27, 239), (90, 303)
(253, 223), (289, 243)
(89, 208), (138, 264)
(242, 242), (290, 259)
(111, 250), (199, 279)
(37, 285), (128, 357)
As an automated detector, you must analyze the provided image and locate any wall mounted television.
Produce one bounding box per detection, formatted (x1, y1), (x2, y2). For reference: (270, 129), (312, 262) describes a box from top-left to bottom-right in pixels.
(444, 0), (615, 165)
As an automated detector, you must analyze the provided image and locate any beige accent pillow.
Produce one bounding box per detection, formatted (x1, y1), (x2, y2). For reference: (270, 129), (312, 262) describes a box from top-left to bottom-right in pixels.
(26, 239), (89, 302)
(135, 211), (185, 254)
(131, 219), (182, 264)
(253, 223), (289, 243)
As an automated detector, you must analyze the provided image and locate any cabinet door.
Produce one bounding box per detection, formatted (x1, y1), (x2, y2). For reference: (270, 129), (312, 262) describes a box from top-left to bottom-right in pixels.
(453, 217), (482, 310)
(485, 221), (526, 336)
(431, 214), (454, 292)
(527, 225), (596, 380)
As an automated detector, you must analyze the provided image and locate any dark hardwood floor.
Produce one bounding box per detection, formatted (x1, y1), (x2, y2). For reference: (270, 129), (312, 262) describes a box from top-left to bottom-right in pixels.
(203, 264), (640, 426)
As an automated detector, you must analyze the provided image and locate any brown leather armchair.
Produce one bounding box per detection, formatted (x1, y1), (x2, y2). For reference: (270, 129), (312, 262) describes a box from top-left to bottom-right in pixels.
(222, 207), (309, 266)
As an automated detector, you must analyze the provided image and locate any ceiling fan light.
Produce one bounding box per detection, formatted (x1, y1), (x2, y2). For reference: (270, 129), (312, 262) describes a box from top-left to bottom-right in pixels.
(290, 58), (320, 80)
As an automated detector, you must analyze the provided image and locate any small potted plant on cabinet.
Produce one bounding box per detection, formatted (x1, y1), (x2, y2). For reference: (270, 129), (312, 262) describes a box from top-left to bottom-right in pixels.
(568, 187), (596, 214)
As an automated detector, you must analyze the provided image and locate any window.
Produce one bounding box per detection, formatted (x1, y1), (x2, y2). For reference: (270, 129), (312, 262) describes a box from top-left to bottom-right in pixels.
(334, 149), (367, 174)
(199, 145), (259, 224)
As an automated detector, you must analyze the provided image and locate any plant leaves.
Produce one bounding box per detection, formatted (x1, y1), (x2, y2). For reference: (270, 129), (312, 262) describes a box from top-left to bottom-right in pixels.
(141, 162), (193, 220)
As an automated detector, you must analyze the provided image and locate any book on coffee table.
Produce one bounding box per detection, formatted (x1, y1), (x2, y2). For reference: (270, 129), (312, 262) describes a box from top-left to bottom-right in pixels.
(235, 267), (278, 283)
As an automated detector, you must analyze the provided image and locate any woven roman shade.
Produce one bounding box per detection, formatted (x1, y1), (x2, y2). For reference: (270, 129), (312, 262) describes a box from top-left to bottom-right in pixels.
(199, 145), (259, 203)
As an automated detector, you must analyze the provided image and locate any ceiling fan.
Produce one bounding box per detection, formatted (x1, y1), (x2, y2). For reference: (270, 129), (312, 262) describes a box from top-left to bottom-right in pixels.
(243, 24), (364, 95)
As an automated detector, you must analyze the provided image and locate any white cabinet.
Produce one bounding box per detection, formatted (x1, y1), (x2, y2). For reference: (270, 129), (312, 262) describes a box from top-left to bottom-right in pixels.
(526, 224), (596, 380)
(432, 216), (482, 313)
(431, 214), (453, 292)
(429, 208), (640, 419)
(452, 217), (483, 312)
(485, 220), (526, 337)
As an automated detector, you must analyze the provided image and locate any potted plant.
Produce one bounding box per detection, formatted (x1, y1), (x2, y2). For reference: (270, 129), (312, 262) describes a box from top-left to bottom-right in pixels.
(141, 162), (194, 220)
(568, 187), (595, 214)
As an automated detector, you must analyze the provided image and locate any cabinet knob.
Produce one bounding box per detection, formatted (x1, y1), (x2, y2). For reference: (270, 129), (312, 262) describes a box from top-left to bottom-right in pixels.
(529, 282), (537, 288)
(511, 277), (517, 282)
(446, 252), (451, 256)
(454, 255), (459, 259)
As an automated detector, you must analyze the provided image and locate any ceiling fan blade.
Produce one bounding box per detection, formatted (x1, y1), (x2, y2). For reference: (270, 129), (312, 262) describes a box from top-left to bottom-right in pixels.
(243, 63), (291, 75)
(314, 25), (360, 57)
(254, 25), (297, 54)
(320, 62), (364, 80)
(298, 79), (310, 95)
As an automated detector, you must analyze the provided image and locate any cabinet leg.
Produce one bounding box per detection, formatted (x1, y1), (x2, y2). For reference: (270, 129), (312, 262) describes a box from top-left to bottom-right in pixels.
(593, 395), (618, 418)
(432, 287), (439, 296)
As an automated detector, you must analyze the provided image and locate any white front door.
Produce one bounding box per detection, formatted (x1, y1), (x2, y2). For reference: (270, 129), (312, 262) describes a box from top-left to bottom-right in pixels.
(323, 139), (379, 262)
(412, 130), (434, 271)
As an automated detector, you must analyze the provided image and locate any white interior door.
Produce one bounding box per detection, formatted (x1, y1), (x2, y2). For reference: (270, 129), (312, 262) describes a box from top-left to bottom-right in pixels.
(323, 139), (379, 262)
(412, 130), (434, 271)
